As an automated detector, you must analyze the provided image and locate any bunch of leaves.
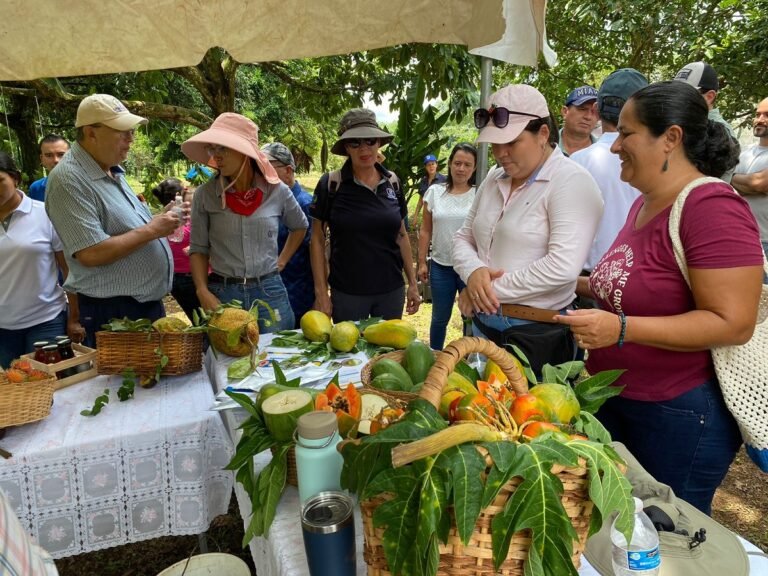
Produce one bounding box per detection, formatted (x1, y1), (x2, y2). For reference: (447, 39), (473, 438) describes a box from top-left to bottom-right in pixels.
(81, 389), (110, 417)
(340, 400), (634, 576)
(224, 362), (301, 545)
(81, 368), (142, 416)
(101, 317), (153, 332)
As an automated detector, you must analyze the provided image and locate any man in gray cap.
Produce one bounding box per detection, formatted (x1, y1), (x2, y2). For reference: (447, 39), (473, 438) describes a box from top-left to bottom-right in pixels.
(261, 142), (315, 326)
(571, 68), (649, 276)
(674, 61), (738, 181)
(46, 94), (182, 347)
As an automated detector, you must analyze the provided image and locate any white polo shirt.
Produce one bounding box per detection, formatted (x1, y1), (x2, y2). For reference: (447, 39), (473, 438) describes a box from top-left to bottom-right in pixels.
(452, 147), (603, 310)
(0, 193), (67, 329)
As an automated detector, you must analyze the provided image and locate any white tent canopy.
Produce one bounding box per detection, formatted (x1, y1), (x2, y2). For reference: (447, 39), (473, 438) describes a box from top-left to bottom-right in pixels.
(1, 0), (551, 80)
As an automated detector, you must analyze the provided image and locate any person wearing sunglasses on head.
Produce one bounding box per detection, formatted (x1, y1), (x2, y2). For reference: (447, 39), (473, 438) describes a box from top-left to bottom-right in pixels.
(454, 84), (603, 376)
(309, 108), (420, 322)
(46, 94), (182, 347)
(180, 113), (307, 332)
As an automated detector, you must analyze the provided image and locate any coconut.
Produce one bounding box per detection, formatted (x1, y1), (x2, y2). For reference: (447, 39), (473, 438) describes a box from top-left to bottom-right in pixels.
(208, 308), (259, 357)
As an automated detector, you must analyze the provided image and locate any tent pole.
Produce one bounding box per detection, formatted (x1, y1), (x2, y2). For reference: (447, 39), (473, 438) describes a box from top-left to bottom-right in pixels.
(476, 56), (494, 184)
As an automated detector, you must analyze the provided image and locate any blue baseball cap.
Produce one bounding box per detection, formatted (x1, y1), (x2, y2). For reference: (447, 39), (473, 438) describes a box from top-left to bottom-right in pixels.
(424, 154), (437, 164)
(565, 86), (598, 107)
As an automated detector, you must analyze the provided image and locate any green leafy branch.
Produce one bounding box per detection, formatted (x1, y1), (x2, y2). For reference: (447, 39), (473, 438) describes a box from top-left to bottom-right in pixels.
(81, 389), (110, 416)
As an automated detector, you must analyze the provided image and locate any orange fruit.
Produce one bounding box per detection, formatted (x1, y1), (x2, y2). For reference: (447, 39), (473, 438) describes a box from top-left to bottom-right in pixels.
(5, 368), (28, 383)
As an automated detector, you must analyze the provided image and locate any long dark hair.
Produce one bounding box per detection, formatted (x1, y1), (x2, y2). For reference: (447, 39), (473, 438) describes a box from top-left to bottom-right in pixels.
(630, 81), (739, 177)
(151, 178), (184, 205)
(523, 113), (560, 146)
(445, 142), (478, 189)
(0, 151), (21, 183)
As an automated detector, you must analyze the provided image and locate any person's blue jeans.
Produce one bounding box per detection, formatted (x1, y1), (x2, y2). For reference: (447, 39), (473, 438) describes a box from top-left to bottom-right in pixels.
(595, 378), (741, 515)
(0, 310), (67, 367)
(78, 295), (165, 348)
(429, 261), (466, 350)
(208, 274), (294, 333)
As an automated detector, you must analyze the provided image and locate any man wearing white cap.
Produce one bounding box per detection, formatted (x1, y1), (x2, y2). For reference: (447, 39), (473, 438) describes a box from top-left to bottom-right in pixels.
(46, 94), (182, 347)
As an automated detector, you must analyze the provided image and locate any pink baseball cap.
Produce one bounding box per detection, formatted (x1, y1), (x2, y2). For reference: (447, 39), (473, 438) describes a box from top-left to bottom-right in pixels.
(476, 85), (550, 145)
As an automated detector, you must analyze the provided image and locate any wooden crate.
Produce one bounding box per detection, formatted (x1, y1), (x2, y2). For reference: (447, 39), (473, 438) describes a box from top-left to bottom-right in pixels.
(23, 344), (98, 390)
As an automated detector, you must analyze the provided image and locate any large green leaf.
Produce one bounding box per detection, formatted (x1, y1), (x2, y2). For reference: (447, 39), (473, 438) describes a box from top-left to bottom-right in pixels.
(435, 444), (486, 544)
(372, 469), (422, 574)
(574, 412), (613, 443)
(573, 370), (625, 414)
(242, 443), (288, 544)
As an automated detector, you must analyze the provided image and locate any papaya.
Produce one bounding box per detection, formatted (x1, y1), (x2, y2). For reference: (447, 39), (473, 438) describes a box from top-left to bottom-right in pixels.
(403, 341), (435, 384)
(329, 321), (360, 352)
(370, 358), (413, 390)
(363, 319), (417, 349)
(300, 310), (333, 342)
(439, 390), (465, 419)
(261, 389), (314, 441)
(521, 421), (568, 441)
(370, 373), (407, 392)
(444, 372), (477, 396)
(528, 383), (580, 424)
(454, 393), (495, 422)
(510, 393), (551, 426)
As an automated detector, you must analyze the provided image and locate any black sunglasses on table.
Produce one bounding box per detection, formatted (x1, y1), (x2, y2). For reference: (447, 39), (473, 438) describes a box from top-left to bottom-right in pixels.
(473, 106), (541, 129)
(345, 138), (379, 148)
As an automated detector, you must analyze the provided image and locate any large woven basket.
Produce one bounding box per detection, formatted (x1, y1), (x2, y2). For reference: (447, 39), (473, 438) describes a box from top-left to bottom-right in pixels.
(96, 331), (204, 376)
(360, 337), (593, 576)
(0, 371), (56, 429)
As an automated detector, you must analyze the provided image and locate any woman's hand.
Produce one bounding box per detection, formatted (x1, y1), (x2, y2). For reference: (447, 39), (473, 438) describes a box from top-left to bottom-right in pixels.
(554, 309), (622, 350)
(457, 289), (475, 317)
(405, 283), (421, 315)
(417, 262), (428, 283)
(314, 292), (332, 317)
(466, 267), (503, 314)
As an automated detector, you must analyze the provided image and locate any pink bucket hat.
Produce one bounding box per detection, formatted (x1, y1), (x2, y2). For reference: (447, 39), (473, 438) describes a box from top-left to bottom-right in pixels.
(476, 85), (550, 145)
(181, 113), (279, 185)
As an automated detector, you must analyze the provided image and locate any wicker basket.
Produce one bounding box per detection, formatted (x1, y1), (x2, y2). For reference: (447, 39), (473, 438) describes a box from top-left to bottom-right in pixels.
(0, 371), (56, 429)
(96, 331), (204, 376)
(361, 349), (447, 402)
(360, 336), (594, 576)
(271, 446), (298, 486)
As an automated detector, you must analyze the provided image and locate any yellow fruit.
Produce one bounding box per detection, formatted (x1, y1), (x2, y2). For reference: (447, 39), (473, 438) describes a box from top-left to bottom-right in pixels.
(152, 317), (188, 332)
(329, 321), (360, 352)
(300, 310), (333, 342)
(444, 372), (477, 396)
(484, 356), (525, 385)
(362, 319), (417, 349)
(209, 308), (259, 357)
(528, 383), (580, 424)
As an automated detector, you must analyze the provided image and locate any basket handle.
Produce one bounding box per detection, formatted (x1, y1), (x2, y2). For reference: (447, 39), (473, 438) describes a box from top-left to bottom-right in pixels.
(420, 337), (529, 410)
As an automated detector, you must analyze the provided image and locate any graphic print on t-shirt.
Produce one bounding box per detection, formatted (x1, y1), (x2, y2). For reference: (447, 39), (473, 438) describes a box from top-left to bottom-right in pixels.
(591, 243), (634, 313)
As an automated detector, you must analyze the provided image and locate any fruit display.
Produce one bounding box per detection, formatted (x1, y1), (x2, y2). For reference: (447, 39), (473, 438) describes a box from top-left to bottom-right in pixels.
(362, 319), (417, 349)
(3, 359), (53, 383)
(208, 307), (259, 357)
(261, 389), (314, 442)
(300, 310), (333, 342)
(340, 337), (634, 576)
(329, 321), (359, 352)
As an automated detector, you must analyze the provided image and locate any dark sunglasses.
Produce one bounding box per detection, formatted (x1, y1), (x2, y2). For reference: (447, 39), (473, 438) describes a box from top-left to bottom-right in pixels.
(473, 106), (541, 129)
(345, 138), (379, 149)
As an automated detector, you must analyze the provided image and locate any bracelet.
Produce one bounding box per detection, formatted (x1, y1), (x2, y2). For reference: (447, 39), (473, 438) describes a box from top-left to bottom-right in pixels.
(617, 312), (627, 348)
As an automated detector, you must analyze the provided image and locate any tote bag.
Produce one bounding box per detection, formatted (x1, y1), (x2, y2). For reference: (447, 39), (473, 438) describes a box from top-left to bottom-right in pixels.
(668, 176), (768, 472)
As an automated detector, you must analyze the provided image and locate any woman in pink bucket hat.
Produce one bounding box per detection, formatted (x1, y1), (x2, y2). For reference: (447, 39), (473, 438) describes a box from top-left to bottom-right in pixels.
(181, 113), (308, 331)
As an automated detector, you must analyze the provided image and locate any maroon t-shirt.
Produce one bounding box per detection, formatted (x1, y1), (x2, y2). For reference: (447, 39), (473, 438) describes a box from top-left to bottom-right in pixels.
(587, 182), (763, 401)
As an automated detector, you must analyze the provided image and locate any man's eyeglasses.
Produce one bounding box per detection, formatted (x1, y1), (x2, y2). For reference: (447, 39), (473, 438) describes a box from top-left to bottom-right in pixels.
(473, 107), (541, 129)
(205, 144), (231, 157)
(92, 124), (136, 138)
(345, 138), (379, 149)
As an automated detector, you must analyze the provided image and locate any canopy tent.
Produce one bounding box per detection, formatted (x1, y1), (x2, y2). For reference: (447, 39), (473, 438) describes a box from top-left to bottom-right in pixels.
(1, 0), (553, 80)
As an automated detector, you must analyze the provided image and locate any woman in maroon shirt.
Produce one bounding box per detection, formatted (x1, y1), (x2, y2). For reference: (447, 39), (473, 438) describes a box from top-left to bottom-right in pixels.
(556, 81), (763, 514)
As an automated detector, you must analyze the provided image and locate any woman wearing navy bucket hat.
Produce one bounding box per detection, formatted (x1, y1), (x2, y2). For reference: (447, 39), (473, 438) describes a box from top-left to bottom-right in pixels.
(310, 108), (420, 322)
(181, 113), (308, 332)
(454, 84), (603, 375)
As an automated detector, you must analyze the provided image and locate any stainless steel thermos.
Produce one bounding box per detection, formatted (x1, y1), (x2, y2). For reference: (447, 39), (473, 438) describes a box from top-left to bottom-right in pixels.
(301, 491), (356, 576)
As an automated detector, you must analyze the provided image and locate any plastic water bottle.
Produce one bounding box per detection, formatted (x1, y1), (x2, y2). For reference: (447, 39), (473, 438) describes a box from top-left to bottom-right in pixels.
(610, 497), (661, 575)
(295, 411), (344, 505)
(168, 194), (185, 243)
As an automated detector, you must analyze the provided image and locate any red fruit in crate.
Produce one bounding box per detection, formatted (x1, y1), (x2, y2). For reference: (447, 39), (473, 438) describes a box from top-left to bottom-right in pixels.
(10, 359), (32, 373)
(27, 369), (53, 382)
(5, 368), (28, 383)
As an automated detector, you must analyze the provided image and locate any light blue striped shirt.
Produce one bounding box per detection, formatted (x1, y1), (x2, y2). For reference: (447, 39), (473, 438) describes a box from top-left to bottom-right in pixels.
(45, 142), (172, 301)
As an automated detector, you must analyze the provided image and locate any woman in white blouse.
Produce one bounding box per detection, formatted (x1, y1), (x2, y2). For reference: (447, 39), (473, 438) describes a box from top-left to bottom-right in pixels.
(417, 143), (477, 349)
(454, 84), (603, 374)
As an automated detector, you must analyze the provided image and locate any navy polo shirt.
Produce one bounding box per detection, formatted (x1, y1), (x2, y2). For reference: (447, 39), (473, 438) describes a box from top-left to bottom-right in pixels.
(311, 160), (406, 295)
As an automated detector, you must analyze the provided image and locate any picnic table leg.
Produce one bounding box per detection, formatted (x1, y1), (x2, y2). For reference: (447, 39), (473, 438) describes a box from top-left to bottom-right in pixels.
(198, 532), (209, 553)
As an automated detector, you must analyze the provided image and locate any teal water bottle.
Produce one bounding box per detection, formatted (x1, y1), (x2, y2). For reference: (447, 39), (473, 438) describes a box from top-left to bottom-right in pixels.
(295, 411), (344, 504)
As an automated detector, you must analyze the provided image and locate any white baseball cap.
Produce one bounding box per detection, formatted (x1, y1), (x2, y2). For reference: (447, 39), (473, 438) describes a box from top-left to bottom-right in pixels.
(75, 94), (148, 130)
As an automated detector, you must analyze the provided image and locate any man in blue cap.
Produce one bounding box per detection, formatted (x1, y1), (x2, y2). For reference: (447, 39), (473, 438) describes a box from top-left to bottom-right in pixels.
(413, 153), (446, 225)
(559, 85), (599, 156)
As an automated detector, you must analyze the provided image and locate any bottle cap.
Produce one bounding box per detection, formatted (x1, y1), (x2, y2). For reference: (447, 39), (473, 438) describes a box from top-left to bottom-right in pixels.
(33, 341), (49, 347)
(297, 411), (338, 440)
(42, 344), (59, 351)
(57, 338), (72, 346)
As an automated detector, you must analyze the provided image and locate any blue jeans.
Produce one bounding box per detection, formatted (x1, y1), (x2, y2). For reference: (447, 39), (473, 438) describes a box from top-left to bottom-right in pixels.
(596, 378), (741, 515)
(429, 261), (465, 349)
(208, 274), (294, 333)
(0, 309), (67, 367)
(78, 295), (165, 348)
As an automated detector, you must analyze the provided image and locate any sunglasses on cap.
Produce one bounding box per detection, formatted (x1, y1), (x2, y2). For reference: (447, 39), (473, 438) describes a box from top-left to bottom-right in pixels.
(345, 138), (379, 149)
(473, 106), (541, 129)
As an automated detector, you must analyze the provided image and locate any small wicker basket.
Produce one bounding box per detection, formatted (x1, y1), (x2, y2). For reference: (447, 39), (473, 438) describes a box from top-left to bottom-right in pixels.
(0, 371), (56, 429)
(96, 331), (204, 376)
(360, 337), (594, 576)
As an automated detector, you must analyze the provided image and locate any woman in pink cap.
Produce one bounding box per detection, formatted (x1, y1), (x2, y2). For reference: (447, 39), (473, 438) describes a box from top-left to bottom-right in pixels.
(181, 113), (308, 332)
(454, 84), (603, 375)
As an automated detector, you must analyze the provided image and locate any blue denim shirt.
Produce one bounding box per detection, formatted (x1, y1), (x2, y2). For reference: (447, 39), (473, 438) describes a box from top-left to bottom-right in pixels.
(278, 180), (315, 320)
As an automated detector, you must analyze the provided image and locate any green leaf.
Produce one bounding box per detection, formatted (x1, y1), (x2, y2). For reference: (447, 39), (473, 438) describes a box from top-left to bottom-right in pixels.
(507, 344), (537, 384)
(226, 325), (244, 349)
(371, 469), (422, 574)
(225, 428), (275, 471)
(541, 361), (584, 384)
(574, 412), (613, 443)
(435, 444), (486, 544)
(574, 370), (625, 414)
(227, 357), (253, 380)
(453, 359), (480, 384)
(224, 390), (261, 418)
(242, 443), (289, 544)
(481, 442), (520, 507)
(81, 389), (110, 416)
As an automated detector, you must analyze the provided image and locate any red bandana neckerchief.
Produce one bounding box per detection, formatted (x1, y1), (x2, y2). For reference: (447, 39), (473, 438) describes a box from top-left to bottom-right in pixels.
(225, 187), (264, 216)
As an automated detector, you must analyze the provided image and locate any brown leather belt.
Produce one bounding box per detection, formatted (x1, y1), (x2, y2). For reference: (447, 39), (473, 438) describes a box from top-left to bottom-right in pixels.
(500, 304), (560, 324)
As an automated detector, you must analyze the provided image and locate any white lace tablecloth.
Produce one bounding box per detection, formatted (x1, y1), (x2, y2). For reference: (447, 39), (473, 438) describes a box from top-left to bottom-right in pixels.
(0, 370), (234, 559)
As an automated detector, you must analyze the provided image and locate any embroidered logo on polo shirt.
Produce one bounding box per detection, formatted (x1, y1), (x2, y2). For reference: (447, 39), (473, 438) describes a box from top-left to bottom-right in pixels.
(385, 187), (396, 200)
